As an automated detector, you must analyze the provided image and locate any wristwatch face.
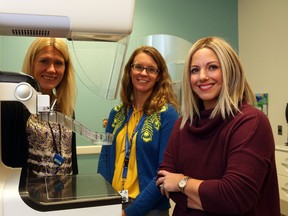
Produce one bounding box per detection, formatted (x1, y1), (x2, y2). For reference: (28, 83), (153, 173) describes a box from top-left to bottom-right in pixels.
(179, 179), (187, 188)
(179, 178), (187, 191)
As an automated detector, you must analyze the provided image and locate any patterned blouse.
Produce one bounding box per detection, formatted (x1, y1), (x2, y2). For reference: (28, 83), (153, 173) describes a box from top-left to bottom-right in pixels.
(26, 114), (73, 176)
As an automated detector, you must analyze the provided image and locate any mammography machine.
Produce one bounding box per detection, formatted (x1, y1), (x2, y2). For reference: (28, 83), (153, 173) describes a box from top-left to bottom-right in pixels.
(0, 0), (135, 215)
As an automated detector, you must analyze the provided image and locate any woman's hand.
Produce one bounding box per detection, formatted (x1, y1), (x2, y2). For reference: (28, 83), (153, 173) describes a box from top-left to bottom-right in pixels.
(156, 170), (204, 210)
(156, 170), (185, 198)
(122, 210), (126, 216)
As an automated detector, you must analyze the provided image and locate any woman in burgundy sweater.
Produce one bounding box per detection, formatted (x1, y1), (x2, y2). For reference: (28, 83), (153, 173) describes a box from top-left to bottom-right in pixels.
(156, 37), (280, 216)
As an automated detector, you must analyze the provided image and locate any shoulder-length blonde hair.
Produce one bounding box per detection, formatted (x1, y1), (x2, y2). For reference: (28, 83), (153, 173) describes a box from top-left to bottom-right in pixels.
(120, 46), (179, 115)
(181, 36), (256, 129)
(22, 38), (76, 116)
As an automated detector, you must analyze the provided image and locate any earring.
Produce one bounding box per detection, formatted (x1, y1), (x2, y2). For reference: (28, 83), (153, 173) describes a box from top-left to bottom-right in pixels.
(52, 88), (57, 97)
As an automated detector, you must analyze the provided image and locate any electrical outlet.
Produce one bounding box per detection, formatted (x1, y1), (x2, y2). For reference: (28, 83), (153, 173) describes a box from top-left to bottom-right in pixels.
(278, 125), (283, 135)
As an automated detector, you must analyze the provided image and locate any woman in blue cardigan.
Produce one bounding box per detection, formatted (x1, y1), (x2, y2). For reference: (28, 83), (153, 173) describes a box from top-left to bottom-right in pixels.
(98, 46), (179, 216)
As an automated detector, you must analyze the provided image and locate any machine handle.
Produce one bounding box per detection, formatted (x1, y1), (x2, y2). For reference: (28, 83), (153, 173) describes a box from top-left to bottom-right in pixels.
(286, 103), (288, 124)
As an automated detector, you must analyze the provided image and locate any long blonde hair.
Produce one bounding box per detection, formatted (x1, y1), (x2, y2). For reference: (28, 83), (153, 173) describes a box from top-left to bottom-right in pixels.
(22, 38), (76, 116)
(181, 37), (256, 129)
(120, 46), (179, 115)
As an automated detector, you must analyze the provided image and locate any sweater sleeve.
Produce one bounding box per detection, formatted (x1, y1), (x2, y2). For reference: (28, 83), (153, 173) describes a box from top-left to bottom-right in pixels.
(71, 111), (78, 174)
(97, 107), (116, 182)
(199, 110), (276, 215)
(71, 132), (78, 174)
(159, 118), (189, 211)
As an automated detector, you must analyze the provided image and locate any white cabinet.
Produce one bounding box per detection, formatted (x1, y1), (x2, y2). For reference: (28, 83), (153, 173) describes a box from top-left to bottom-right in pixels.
(276, 150), (288, 201)
(275, 146), (288, 216)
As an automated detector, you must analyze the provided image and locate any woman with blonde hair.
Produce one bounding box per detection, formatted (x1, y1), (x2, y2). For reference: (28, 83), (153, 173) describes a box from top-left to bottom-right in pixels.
(2, 37), (78, 176)
(156, 37), (280, 216)
(22, 37), (76, 116)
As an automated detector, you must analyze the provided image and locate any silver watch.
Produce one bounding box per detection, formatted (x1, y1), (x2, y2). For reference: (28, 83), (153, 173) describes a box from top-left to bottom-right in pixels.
(178, 176), (190, 192)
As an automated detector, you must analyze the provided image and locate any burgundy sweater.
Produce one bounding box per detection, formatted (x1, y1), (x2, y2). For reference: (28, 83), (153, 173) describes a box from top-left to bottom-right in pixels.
(160, 102), (280, 216)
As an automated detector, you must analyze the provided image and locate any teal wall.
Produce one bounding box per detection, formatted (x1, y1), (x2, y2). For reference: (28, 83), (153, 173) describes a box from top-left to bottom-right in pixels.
(78, 154), (100, 174)
(130, 0), (238, 50)
(0, 0), (238, 174)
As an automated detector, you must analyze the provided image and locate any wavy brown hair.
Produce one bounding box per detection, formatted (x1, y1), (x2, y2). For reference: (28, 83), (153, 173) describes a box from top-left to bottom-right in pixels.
(120, 46), (179, 115)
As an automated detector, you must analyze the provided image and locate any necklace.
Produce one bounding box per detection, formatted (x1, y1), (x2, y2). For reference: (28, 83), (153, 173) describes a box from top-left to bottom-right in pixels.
(47, 122), (64, 167)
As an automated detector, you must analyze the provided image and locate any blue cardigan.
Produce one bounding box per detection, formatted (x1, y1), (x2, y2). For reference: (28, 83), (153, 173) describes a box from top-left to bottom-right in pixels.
(98, 103), (179, 216)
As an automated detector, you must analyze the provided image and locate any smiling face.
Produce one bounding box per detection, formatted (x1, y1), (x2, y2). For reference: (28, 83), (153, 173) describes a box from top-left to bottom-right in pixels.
(33, 46), (65, 95)
(130, 52), (159, 99)
(190, 48), (223, 110)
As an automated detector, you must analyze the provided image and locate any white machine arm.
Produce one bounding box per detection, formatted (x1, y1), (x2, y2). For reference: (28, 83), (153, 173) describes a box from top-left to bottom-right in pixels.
(0, 73), (118, 216)
(0, 71), (112, 145)
(0, 1), (135, 215)
(40, 111), (113, 145)
(0, 0), (135, 41)
(0, 71), (50, 114)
